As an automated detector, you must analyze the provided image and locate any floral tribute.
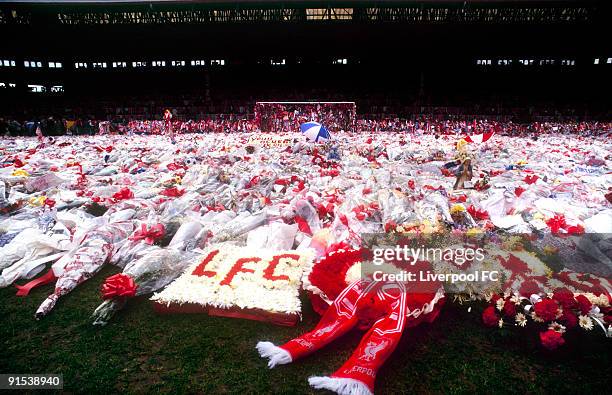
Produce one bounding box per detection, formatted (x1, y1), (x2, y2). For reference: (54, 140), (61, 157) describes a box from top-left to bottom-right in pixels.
(151, 246), (314, 324)
(482, 283), (611, 350)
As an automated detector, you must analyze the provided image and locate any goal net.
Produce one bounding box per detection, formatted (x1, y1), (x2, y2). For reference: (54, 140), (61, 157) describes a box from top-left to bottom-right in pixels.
(254, 101), (356, 133)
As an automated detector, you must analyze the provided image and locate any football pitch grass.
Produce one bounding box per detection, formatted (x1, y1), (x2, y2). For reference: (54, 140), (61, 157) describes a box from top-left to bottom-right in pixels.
(1, 264), (610, 394)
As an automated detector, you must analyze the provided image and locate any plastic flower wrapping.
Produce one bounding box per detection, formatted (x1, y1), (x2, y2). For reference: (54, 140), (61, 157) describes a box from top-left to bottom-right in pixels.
(0, 130), (610, 394)
(91, 221), (209, 325)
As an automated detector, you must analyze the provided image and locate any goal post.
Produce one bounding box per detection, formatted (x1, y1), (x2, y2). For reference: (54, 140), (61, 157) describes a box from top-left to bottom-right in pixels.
(254, 101), (356, 133)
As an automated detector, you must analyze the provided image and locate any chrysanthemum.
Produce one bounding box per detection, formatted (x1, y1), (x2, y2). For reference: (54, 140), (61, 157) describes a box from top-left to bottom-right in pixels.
(548, 321), (566, 334)
(515, 313), (527, 327)
(578, 315), (594, 330)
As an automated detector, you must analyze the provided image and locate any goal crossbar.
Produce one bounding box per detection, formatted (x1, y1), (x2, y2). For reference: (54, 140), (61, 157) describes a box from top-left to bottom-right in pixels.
(255, 101), (355, 104)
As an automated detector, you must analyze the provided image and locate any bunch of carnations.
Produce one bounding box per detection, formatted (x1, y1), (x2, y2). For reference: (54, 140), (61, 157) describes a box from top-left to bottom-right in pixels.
(482, 289), (611, 350)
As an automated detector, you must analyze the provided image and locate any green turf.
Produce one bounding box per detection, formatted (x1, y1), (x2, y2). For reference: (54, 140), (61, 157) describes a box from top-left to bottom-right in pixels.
(1, 265), (610, 394)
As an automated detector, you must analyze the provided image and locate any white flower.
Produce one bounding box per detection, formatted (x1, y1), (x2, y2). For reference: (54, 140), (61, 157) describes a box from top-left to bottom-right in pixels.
(496, 298), (505, 312)
(598, 295), (610, 307)
(531, 312), (544, 323)
(583, 292), (599, 305)
(498, 318), (504, 328)
(152, 246), (313, 315)
(548, 321), (566, 334)
(510, 293), (522, 305)
(578, 315), (594, 331)
(515, 313), (527, 327)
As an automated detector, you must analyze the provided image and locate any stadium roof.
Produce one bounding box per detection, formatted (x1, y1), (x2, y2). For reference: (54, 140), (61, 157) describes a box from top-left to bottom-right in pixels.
(1, 0), (596, 3)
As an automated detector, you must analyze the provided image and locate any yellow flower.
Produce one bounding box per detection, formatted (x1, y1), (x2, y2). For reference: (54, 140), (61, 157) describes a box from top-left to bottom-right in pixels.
(466, 227), (483, 238)
(11, 169), (29, 177)
(450, 204), (466, 214)
(29, 196), (46, 207)
(174, 176), (182, 185)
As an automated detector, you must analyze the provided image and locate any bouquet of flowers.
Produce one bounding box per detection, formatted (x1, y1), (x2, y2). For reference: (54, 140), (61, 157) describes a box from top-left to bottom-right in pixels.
(91, 221), (208, 325)
(482, 287), (611, 350)
(210, 210), (269, 243)
(35, 215), (135, 319)
(0, 222), (71, 288)
(0, 210), (72, 287)
(111, 221), (167, 268)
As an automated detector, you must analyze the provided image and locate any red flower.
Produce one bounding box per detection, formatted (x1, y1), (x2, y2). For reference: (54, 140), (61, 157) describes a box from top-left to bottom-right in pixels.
(552, 289), (577, 309)
(407, 179), (415, 190)
(384, 221), (397, 233)
(44, 198), (56, 208)
(101, 273), (138, 299)
(160, 187), (185, 197)
(467, 205), (489, 221)
(534, 299), (559, 322)
(514, 186), (526, 197)
(523, 175), (539, 185)
(561, 310), (578, 329)
(540, 330), (565, 350)
(482, 306), (499, 327)
(575, 294), (592, 315)
(502, 300), (517, 317)
(546, 214), (567, 234)
(112, 187), (134, 201)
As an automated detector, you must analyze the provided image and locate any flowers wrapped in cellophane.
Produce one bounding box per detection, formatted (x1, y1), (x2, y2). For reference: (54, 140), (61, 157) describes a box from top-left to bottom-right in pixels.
(35, 209), (136, 319)
(91, 221), (208, 325)
(0, 209), (72, 287)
